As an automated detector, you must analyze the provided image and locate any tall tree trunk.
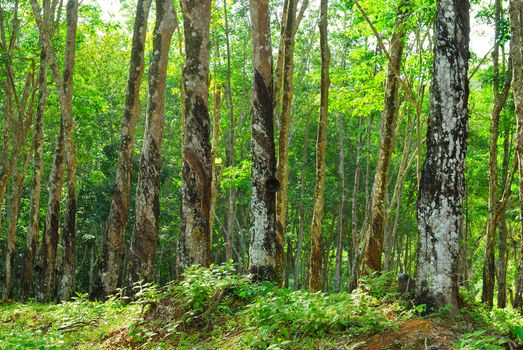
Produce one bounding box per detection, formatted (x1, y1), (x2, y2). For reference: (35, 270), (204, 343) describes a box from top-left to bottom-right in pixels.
(334, 113), (345, 292)
(21, 48), (49, 301)
(37, 124), (65, 301)
(415, 0), (469, 310)
(98, 0), (152, 298)
(177, 0), (212, 273)
(363, 1), (409, 273)
(223, 0), (236, 263)
(497, 124), (511, 308)
(308, 0), (330, 291)
(127, 0), (175, 284)
(510, 0), (523, 310)
(58, 0), (79, 302)
(248, 0), (277, 281)
(275, 0), (298, 283)
(31, 0), (79, 301)
(482, 0), (512, 307)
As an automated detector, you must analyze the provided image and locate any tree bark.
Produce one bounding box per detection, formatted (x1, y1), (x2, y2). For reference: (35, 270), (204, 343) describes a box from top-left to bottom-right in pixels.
(275, 0), (298, 283)
(223, 0), (236, 263)
(177, 0), (212, 273)
(58, 0), (79, 302)
(31, 0), (79, 301)
(308, 0), (330, 291)
(248, 0), (277, 281)
(482, 0), (512, 307)
(415, 0), (469, 310)
(334, 113), (345, 292)
(497, 124), (511, 308)
(510, 0), (523, 310)
(363, 1), (409, 273)
(21, 48), (49, 301)
(127, 0), (175, 284)
(98, 0), (152, 298)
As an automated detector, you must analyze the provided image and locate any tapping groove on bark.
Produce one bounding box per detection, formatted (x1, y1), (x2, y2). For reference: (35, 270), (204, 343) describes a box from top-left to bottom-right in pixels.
(248, 0), (277, 282)
(177, 0), (212, 274)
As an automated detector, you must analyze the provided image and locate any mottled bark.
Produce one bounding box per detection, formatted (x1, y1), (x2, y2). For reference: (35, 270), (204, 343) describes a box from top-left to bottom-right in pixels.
(510, 0), (523, 310)
(21, 48), (49, 301)
(416, 0), (469, 310)
(177, 0), (212, 273)
(482, 0), (512, 306)
(275, 0), (298, 281)
(37, 124), (65, 301)
(98, 0), (152, 298)
(248, 0), (277, 282)
(58, 0), (79, 302)
(127, 0), (175, 284)
(31, 0), (78, 302)
(363, 1), (409, 273)
(308, 0), (329, 291)
(334, 113), (345, 292)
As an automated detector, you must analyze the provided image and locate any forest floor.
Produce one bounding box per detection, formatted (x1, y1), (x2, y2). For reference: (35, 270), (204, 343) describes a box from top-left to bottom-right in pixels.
(1, 266), (522, 349)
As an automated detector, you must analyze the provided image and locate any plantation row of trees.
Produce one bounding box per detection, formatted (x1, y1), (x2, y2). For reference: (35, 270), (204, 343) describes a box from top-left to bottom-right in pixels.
(1, 0), (523, 312)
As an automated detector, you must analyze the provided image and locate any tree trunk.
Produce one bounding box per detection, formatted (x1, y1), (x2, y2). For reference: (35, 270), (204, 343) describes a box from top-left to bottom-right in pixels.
(334, 113), (345, 292)
(363, 1), (409, 273)
(21, 48), (49, 301)
(223, 0), (236, 263)
(98, 0), (152, 298)
(37, 124), (65, 301)
(482, 0), (512, 307)
(510, 0), (523, 310)
(126, 0), (175, 285)
(248, 0), (277, 281)
(308, 0), (330, 291)
(275, 0), (298, 283)
(497, 124), (511, 308)
(177, 0), (212, 273)
(58, 0), (79, 302)
(31, 0), (79, 302)
(416, 0), (469, 310)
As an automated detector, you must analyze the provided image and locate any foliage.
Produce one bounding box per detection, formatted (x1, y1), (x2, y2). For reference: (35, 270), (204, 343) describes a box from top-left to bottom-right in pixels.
(0, 295), (139, 350)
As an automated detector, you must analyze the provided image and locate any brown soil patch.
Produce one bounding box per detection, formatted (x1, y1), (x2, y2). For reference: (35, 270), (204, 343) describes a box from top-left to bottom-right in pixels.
(104, 326), (132, 349)
(360, 318), (458, 350)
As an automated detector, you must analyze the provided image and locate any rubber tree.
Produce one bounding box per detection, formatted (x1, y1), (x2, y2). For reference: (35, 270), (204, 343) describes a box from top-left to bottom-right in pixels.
(415, 0), (469, 310)
(177, 0), (212, 273)
(248, 0), (278, 281)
